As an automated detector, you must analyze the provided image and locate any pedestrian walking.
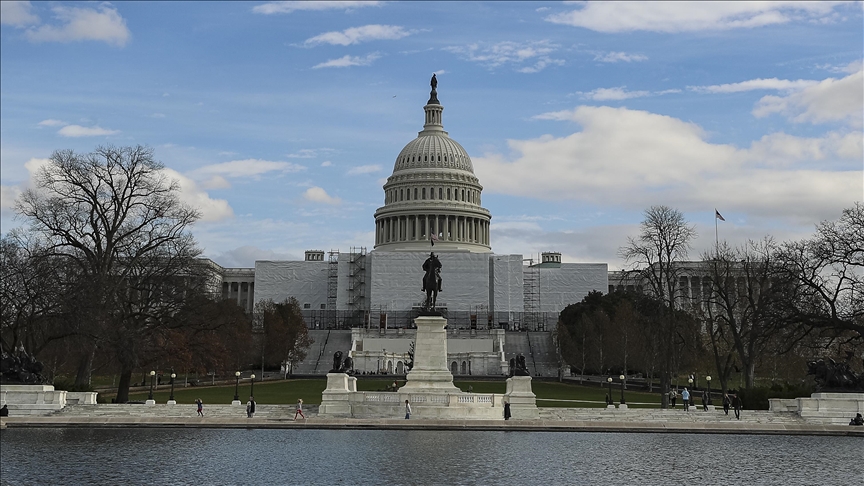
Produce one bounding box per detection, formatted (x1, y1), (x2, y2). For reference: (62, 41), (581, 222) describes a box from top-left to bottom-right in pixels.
(404, 399), (411, 419)
(196, 398), (204, 417)
(732, 393), (742, 420)
(702, 390), (709, 411)
(504, 401), (511, 420)
(722, 393), (731, 415)
(682, 388), (690, 411)
(294, 399), (306, 420)
(246, 396), (256, 418)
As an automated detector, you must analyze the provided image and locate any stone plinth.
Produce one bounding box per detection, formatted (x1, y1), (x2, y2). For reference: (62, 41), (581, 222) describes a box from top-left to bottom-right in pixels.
(505, 376), (539, 419)
(319, 373), (357, 417)
(0, 384), (66, 416)
(400, 315), (460, 393)
(65, 392), (98, 405)
(769, 393), (864, 425)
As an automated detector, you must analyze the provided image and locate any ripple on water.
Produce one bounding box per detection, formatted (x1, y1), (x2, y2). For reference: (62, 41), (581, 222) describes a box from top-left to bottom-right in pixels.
(1, 429), (862, 485)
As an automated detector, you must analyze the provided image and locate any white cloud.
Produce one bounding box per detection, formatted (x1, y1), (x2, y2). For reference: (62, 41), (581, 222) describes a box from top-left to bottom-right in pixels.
(303, 186), (341, 205)
(150, 113), (166, 118)
(753, 69), (863, 127)
(253, 1), (381, 14)
(346, 164), (381, 175)
(0, 157), (50, 213)
(37, 119), (67, 127)
(474, 105), (859, 222)
(690, 78), (818, 93)
(574, 87), (651, 101)
(547, 2), (844, 33)
(304, 25), (414, 46)
(444, 40), (564, 72)
(312, 53), (381, 69)
(24, 5), (131, 47)
(594, 51), (648, 63)
(286, 148), (334, 158)
(1, 1), (39, 27)
(57, 125), (120, 137)
(321, 161), (332, 167)
(191, 159), (306, 180)
(161, 168), (233, 223)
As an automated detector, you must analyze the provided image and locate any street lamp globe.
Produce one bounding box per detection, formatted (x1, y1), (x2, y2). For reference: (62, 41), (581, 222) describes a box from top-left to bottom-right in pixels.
(233, 371), (241, 402)
(171, 373), (176, 379)
(619, 374), (625, 381)
(607, 377), (612, 383)
(147, 370), (156, 402)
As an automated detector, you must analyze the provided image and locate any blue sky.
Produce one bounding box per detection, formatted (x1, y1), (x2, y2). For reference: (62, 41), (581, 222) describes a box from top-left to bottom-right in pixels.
(1, 1), (861, 270)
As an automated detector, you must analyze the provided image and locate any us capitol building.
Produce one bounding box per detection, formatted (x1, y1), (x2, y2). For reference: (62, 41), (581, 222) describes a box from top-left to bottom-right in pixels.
(208, 78), (608, 377)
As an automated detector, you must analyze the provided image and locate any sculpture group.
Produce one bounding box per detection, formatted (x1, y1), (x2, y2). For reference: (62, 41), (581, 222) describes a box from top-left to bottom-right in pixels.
(331, 351), (354, 375)
(807, 358), (864, 391)
(0, 346), (46, 384)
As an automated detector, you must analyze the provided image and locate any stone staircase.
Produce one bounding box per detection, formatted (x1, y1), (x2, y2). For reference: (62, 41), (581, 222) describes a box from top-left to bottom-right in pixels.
(538, 407), (807, 425)
(47, 404), (814, 426)
(51, 403), (319, 419)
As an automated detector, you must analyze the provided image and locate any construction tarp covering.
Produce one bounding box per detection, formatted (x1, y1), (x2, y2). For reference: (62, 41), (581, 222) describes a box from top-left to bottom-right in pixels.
(534, 263), (608, 312)
(369, 251), (490, 312)
(490, 254), (524, 313)
(254, 260), (330, 309)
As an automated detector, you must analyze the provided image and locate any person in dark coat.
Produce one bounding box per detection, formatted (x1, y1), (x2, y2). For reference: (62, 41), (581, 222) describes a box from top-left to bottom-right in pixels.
(732, 393), (742, 420)
(722, 393), (731, 415)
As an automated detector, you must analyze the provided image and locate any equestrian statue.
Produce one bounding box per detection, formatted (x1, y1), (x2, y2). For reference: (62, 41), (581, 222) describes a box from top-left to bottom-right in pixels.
(422, 252), (442, 311)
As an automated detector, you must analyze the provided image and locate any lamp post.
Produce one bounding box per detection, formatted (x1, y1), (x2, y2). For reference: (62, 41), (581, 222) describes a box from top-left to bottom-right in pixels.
(147, 370), (156, 405)
(687, 377), (693, 410)
(619, 374), (626, 405)
(606, 377), (613, 407)
(706, 375), (713, 407)
(250, 374), (255, 398)
(233, 371), (241, 403)
(168, 370), (176, 405)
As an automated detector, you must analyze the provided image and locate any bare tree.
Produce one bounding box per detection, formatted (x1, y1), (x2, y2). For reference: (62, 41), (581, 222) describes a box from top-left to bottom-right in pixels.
(13, 145), (202, 400)
(774, 203), (864, 341)
(619, 205), (696, 407)
(699, 239), (785, 389)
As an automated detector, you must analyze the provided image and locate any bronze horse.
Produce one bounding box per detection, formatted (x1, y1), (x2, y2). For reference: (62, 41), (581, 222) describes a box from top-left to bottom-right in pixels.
(422, 253), (441, 310)
(423, 269), (439, 310)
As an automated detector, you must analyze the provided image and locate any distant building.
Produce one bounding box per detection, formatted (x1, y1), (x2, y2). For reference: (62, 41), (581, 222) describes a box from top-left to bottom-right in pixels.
(205, 79), (610, 375)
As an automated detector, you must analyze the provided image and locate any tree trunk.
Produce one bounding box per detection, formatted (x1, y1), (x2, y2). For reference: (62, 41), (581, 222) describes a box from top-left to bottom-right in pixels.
(73, 346), (94, 388)
(115, 368), (133, 403)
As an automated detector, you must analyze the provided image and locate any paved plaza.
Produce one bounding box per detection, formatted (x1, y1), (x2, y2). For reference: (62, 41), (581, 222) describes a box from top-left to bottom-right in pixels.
(3, 404), (862, 436)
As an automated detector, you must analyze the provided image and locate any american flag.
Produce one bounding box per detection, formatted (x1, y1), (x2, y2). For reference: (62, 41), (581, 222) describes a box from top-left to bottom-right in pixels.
(715, 209), (725, 221)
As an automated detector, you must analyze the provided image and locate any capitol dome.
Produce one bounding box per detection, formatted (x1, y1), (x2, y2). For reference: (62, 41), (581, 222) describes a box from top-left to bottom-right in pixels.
(373, 76), (491, 253)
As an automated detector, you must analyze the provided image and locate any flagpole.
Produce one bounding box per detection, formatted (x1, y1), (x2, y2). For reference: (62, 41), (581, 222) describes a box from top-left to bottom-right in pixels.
(715, 211), (719, 258)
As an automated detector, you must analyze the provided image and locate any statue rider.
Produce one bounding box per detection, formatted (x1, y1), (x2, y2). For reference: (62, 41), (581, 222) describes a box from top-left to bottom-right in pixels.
(422, 252), (442, 292)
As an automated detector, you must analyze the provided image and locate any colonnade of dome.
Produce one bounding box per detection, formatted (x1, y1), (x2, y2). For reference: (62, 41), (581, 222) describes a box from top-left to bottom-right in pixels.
(373, 78), (492, 253)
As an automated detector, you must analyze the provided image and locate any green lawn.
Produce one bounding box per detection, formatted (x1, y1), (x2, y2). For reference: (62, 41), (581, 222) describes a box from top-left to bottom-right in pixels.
(125, 378), (662, 407)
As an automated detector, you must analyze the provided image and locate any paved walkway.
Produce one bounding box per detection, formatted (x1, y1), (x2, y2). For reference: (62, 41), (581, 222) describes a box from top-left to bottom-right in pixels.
(2, 404), (862, 436)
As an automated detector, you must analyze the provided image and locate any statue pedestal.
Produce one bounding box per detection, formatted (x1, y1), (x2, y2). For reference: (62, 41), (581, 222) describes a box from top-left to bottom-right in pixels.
(771, 392), (864, 425)
(0, 384), (66, 416)
(618, 404), (629, 410)
(505, 376), (539, 419)
(319, 373), (357, 417)
(400, 315), (460, 393)
(145, 399), (156, 405)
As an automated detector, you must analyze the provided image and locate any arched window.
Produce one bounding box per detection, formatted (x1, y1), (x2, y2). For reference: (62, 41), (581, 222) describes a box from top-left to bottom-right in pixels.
(447, 188), (451, 200)
(438, 188), (443, 199)
(422, 188), (426, 199)
(414, 188), (418, 199)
